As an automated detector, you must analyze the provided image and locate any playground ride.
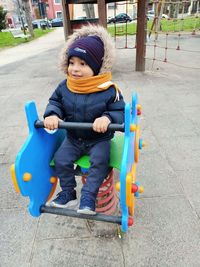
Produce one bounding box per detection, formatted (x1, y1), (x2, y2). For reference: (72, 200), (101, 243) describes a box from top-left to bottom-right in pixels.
(10, 93), (145, 234)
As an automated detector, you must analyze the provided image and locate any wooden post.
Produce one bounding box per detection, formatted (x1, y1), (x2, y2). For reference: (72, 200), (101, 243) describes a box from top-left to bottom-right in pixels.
(135, 0), (147, 71)
(61, 0), (72, 40)
(97, 0), (107, 28)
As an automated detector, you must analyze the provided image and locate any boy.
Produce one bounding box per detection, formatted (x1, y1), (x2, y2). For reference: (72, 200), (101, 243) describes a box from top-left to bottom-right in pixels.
(44, 25), (125, 215)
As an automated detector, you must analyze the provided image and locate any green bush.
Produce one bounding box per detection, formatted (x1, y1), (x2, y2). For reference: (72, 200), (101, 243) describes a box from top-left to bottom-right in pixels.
(0, 5), (7, 31)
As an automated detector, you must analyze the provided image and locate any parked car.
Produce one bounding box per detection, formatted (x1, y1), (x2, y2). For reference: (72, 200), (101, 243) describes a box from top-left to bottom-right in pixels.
(51, 18), (63, 27)
(108, 13), (132, 24)
(147, 10), (169, 20)
(32, 19), (51, 29)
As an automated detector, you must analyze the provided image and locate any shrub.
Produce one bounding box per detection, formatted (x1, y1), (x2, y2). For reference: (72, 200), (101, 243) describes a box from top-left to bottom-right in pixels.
(0, 5), (7, 31)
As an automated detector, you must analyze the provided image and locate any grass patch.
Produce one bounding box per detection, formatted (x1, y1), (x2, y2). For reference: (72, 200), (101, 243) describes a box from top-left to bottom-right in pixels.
(108, 23), (137, 36)
(107, 16), (200, 36)
(160, 16), (200, 32)
(0, 28), (54, 48)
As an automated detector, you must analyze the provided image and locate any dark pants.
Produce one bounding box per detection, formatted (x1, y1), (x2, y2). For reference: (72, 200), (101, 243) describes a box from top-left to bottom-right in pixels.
(54, 137), (111, 200)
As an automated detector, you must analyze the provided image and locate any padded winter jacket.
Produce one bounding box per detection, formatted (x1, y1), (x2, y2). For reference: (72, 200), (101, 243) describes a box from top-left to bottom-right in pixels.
(44, 79), (125, 142)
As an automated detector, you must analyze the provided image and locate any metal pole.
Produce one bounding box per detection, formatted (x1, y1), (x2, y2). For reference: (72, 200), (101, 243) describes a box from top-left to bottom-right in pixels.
(35, 120), (125, 132)
(41, 205), (122, 225)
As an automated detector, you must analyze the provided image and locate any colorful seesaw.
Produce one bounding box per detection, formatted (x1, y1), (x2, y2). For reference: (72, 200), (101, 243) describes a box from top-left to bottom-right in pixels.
(10, 93), (145, 234)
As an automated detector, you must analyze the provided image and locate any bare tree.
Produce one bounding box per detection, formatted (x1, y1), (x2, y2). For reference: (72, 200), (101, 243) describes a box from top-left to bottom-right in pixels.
(83, 4), (95, 18)
(21, 0), (34, 37)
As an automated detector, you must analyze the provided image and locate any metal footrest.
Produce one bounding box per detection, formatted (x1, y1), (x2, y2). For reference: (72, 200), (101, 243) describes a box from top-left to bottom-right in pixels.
(40, 205), (122, 225)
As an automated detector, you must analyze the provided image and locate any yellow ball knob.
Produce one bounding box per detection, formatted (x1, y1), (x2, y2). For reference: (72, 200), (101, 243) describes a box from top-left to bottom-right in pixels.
(115, 181), (120, 192)
(142, 141), (147, 148)
(23, 173), (32, 182)
(130, 124), (137, 132)
(138, 186), (144, 193)
(50, 177), (57, 184)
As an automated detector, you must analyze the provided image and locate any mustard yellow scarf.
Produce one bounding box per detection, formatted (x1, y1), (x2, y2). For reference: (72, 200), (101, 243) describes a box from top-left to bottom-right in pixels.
(67, 72), (120, 101)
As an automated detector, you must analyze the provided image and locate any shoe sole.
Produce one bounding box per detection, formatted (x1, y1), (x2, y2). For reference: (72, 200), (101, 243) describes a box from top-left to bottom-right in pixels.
(47, 199), (78, 209)
(77, 209), (96, 215)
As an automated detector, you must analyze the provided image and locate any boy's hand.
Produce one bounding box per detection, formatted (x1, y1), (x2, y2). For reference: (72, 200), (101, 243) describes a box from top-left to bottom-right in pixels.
(93, 116), (111, 133)
(44, 115), (61, 130)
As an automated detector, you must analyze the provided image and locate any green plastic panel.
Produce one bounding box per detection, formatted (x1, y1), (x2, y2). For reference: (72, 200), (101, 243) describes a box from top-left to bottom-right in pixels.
(50, 135), (124, 171)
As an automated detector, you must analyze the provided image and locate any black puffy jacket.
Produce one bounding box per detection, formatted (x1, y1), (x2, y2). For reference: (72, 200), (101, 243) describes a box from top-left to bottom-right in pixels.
(44, 79), (125, 142)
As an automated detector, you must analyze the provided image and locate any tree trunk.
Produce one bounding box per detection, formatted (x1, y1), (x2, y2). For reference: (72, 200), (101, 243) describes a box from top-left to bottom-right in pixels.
(83, 4), (95, 18)
(21, 0), (34, 37)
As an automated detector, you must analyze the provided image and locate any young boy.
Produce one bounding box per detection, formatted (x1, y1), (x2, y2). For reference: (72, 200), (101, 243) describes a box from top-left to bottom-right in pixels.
(44, 25), (125, 215)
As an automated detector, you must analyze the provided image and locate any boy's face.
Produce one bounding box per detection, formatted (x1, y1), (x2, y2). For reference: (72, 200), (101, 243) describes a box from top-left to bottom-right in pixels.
(68, 56), (94, 79)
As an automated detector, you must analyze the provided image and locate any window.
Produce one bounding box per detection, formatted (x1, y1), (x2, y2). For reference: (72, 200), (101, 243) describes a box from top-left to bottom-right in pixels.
(54, 0), (61, 4)
(56, 11), (62, 18)
(108, 3), (115, 9)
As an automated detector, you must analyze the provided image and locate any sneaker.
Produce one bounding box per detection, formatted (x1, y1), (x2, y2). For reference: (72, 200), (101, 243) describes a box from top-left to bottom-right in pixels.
(77, 194), (96, 215)
(47, 190), (78, 209)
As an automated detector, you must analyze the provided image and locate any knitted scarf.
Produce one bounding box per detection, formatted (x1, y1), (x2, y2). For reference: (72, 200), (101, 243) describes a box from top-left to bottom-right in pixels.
(67, 72), (120, 100)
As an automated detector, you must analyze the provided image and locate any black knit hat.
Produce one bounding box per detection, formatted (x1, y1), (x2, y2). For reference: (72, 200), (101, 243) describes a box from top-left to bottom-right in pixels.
(68, 35), (104, 75)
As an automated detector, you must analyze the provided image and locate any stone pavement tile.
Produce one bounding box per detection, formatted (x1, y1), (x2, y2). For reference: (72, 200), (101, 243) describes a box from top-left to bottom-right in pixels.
(167, 88), (200, 109)
(0, 125), (28, 164)
(140, 126), (161, 153)
(0, 51), (61, 82)
(165, 80), (200, 93)
(138, 150), (183, 198)
(36, 213), (119, 240)
(0, 142), (9, 164)
(0, 102), (27, 128)
(179, 105), (200, 135)
(148, 112), (197, 139)
(81, 219), (120, 238)
(0, 209), (39, 267)
(159, 136), (200, 171)
(30, 236), (124, 267)
(1, 135), (27, 164)
(0, 164), (28, 209)
(36, 214), (90, 239)
(176, 168), (200, 217)
(123, 196), (200, 267)
(139, 94), (180, 119)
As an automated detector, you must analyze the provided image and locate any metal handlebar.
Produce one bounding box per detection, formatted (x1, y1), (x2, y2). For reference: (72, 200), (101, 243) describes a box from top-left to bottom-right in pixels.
(34, 120), (125, 132)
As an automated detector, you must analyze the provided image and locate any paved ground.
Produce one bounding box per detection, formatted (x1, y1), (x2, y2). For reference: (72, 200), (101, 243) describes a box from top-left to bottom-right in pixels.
(0, 28), (200, 267)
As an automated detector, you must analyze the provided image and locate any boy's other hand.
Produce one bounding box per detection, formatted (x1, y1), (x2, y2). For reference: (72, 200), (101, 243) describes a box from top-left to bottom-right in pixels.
(93, 116), (111, 133)
(44, 115), (61, 130)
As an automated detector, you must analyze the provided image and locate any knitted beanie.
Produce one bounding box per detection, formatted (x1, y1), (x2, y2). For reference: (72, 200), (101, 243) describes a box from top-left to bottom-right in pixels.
(68, 35), (104, 75)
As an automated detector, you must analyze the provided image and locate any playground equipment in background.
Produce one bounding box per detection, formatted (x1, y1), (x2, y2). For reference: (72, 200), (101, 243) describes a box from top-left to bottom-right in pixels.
(10, 93), (145, 234)
(108, 0), (200, 70)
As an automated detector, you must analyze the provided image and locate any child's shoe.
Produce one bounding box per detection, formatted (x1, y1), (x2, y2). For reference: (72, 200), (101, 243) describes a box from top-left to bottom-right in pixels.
(47, 190), (78, 209)
(77, 194), (96, 215)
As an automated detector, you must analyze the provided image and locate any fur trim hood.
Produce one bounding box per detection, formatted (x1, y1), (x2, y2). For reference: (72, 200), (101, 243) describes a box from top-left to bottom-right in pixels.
(60, 24), (115, 74)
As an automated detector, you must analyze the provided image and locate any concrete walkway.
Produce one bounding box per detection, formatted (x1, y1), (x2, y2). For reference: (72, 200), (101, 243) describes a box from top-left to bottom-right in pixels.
(0, 28), (65, 67)
(0, 28), (200, 267)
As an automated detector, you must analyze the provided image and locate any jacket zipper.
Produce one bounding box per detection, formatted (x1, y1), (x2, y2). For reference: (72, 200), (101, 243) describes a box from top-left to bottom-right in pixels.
(83, 95), (88, 122)
(73, 93), (77, 121)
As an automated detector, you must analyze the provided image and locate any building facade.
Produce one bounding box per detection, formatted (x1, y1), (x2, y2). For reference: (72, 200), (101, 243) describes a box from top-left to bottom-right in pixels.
(0, 0), (34, 28)
(46, 0), (62, 19)
(0, 0), (138, 28)
(37, 1), (137, 21)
